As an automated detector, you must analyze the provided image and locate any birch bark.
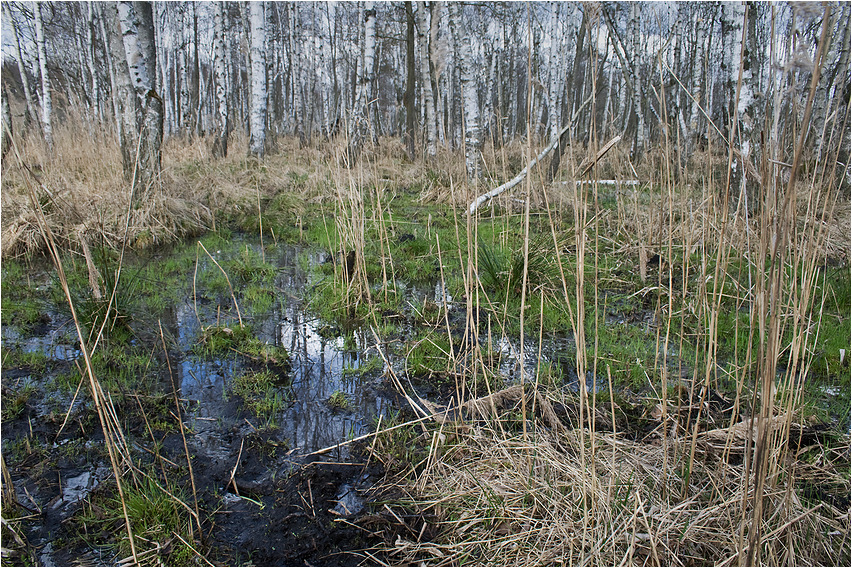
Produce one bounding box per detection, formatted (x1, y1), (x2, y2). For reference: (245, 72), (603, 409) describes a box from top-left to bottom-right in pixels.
(415, 1), (437, 157)
(179, 4), (191, 136)
(249, 0), (268, 157)
(34, 3), (53, 148)
(116, 1), (164, 201)
(4, 4), (38, 129)
(212, 1), (229, 157)
(347, 1), (377, 162)
(628, 2), (645, 157)
(2, 85), (12, 160)
(403, 2), (417, 159)
(449, 2), (481, 183)
(86, 2), (102, 123)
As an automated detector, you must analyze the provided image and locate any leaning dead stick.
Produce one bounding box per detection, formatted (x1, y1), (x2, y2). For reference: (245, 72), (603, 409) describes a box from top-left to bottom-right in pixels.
(197, 240), (243, 328)
(468, 93), (597, 215)
(304, 413), (440, 458)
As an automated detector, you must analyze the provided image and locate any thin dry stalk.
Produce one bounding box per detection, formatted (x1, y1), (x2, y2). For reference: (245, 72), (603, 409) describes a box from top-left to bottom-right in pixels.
(159, 320), (203, 541)
(197, 240), (243, 328)
(8, 133), (139, 563)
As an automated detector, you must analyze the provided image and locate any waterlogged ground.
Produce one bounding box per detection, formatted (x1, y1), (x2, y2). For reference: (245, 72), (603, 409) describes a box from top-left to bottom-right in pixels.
(1, 236), (406, 565)
(2, 231), (849, 565)
(0, 234), (582, 565)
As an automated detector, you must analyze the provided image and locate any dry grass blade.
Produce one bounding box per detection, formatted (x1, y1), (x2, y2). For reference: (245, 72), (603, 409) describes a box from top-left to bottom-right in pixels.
(5, 133), (140, 564)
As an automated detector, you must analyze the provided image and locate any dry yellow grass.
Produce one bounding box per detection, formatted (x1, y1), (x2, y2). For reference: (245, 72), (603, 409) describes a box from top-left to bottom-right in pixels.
(370, 392), (850, 566)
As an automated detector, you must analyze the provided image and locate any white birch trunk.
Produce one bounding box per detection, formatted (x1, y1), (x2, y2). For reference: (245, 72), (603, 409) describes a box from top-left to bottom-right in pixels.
(687, 10), (709, 156)
(347, 1), (377, 162)
(212, 1), (229, 157)
(34, 3), (53, 148)
(179, 4), (191, 136)
(289, 4), (305, 142)
(4, 4), (38, 129)
(2, 85), (12, 159)
(431, 2), (446, 145)
(725, 2), (748, 201)
(449, 2), (481, 183)
(117, 1), (163, 200)
(547, 2), (561, 142)
(249, 0), (268, 157)
(415, 1), (437, 157)
(629, 2), (645, 155)
(86, 2), (102, 123)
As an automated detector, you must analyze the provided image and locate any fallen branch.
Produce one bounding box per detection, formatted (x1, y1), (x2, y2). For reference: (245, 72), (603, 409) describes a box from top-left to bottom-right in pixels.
(468, 133), (622, 215)
(557, 179), (641, 187)
(575, 135), (622, 178)
(468, 124), (572, 215)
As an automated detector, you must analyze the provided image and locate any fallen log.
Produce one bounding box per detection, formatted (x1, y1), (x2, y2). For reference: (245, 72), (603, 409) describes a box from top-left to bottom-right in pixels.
(468, 133), (622, 215)
(468, 124), (572, 215)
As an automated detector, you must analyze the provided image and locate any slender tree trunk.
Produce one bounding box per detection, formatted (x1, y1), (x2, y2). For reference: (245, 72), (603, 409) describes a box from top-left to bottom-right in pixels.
(347, 1), (377, 163)
(546, 2), (561, 142)
(629, 2), (645, 158)
(430, 2), (445, 146)
(86, 2), (102, 123)
(4, 4), (38, 130)
(403, 2), (417, 159)
(34, 3), (53, 149)
(116, 1), (164, 203)
(2, 85), (12, 160)
(725, 2), (749, 205)
(415, 1), (437, 158)
(249, 0), (268, 157)
(449, 2), (481, 183)
(686, 7), (710, 157)
(191, 2), (201, 136)
(549, 5), (586, 181)
(177, 4), (192, 137)
(212, 1), (229, 157)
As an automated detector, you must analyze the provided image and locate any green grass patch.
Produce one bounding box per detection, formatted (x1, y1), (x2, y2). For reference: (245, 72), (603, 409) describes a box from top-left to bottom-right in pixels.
(231, 369), (290, 425)
(74, 477), (199, 565)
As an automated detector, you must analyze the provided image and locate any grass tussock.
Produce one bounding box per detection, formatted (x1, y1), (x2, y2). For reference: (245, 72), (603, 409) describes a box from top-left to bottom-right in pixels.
(376, 400), (849, 566)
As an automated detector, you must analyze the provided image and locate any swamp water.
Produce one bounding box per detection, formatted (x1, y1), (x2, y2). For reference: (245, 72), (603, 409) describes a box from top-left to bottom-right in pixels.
(1, 234), (594, 565)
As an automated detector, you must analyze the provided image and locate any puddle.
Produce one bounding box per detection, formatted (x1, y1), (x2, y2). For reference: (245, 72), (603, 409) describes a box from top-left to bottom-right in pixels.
(2, 323), (80, 361)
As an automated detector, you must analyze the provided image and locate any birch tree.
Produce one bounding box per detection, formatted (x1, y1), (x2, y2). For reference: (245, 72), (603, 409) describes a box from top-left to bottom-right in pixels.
(628, 2), (645, 158)
(403, 2), (416, 159)
(415, 1), (437, 158)
(116, 1), (163, 202)
(724, 2), (752, 207)
(449, 2), (481, 183)
(249, 0), (267, 157)
(2, 85), (12, 160)
(546, 3), (561, 143)
(178, 4), (191, 136)
(34, 2), (53, 148)
(85, 2), (102, 123)
(212, 1), (229, 157)
(347, 1), (377, 163)
(3, 3), (38, 129)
